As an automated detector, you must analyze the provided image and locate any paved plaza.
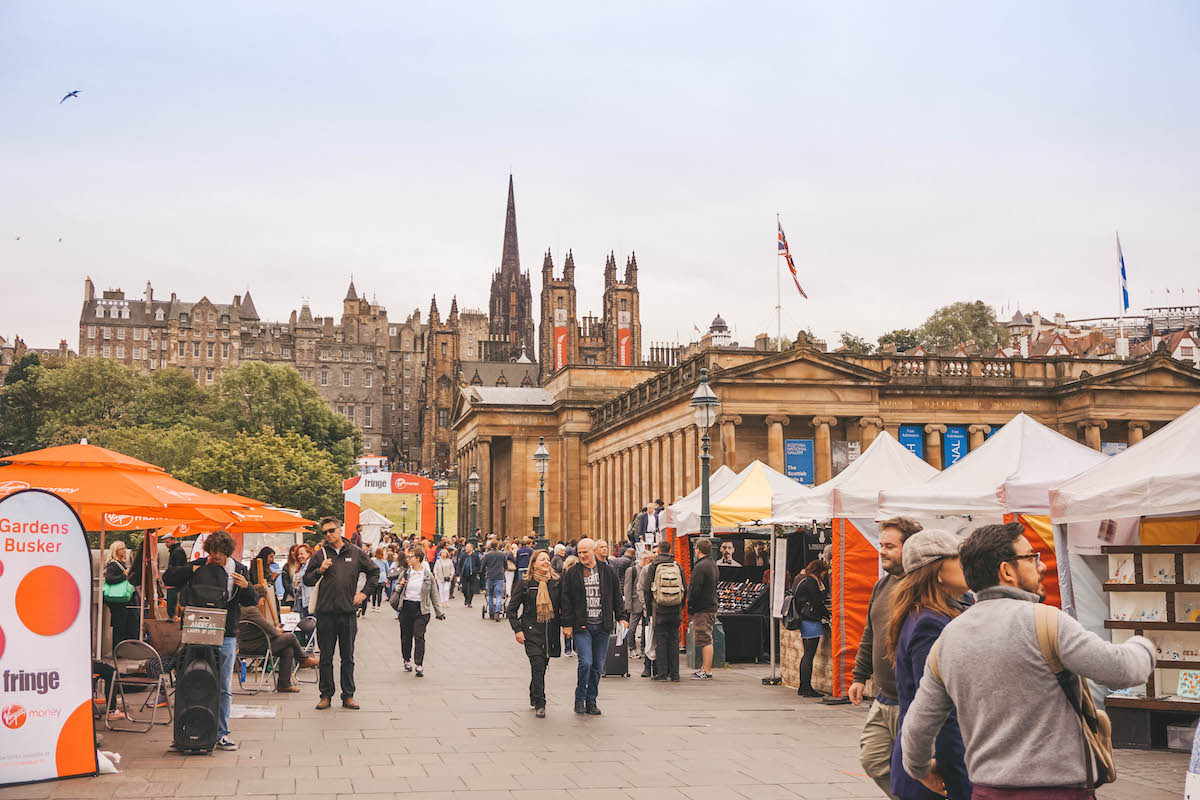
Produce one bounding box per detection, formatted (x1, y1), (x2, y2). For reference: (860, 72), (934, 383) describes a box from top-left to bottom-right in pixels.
(4, 603), (1186, 800)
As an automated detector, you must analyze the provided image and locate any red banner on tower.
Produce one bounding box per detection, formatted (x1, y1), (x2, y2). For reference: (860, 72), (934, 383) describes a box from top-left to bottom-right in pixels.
(553, 309), (568, 372)
(618, 311), (632, 366)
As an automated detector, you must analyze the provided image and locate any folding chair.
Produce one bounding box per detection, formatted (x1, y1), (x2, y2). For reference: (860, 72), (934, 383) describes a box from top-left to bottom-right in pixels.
(106, 640), (173, 732)
(294, 616), (319, 684)
(235, 621), (277, 695)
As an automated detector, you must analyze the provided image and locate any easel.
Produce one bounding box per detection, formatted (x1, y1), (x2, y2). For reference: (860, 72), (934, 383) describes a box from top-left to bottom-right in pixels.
(251, 555), (281, 626)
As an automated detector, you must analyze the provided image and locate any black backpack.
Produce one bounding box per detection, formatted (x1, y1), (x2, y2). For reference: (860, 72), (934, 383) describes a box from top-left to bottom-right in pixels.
(181, 563), (230, 609)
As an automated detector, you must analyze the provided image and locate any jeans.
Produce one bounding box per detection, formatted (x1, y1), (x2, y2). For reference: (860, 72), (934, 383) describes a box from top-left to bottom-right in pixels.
(316, 612), (358, 700)
(487, 578), (505, 617)
(573, 623), (609, 705)
(399, 600), (430, 665)
(218, 636), (236, 738)
(165, 588), (180, 619)
(654, 616), (681, 679)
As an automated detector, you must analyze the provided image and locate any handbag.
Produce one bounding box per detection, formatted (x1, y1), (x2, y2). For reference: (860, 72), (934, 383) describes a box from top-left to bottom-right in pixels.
(308, 548), (329, 612)
(103, 578), (135, 603)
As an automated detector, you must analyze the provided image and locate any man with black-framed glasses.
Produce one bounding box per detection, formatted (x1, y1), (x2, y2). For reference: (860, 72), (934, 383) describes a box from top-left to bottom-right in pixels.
(304, 517), (379, 710)
(901, 522), (1154, 799)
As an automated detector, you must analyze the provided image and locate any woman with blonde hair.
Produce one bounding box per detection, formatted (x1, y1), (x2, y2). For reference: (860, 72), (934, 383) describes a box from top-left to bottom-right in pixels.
(507, 549), (563, 717)
(103, 541), (134, 646)
(434, 548), (455, 604)
(885, 530), (973, 800)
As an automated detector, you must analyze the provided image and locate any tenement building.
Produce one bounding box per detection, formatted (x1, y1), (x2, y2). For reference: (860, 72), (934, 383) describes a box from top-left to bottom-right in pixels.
(452, 332), (1200, 541)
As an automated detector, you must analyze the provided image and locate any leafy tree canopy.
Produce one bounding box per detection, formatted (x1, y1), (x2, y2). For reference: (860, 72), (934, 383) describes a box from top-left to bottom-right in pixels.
(837, 331), (872, 355)
(917, 300), (1005, 351)
(877, 328), (921, 353)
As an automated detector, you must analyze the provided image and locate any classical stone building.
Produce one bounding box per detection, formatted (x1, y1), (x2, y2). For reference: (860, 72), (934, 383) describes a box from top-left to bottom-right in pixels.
(0, 336), (74, 386)
(453, 334), (1200, 542)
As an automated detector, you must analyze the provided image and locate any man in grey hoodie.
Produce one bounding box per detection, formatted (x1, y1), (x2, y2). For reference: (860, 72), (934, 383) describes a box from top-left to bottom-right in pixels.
(901, 523), (1155, 799)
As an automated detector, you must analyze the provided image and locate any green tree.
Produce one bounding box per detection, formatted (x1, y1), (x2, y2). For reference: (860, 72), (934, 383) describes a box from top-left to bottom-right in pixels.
(134, 368), (214, 429)
(179, 431), (349, 521)
(212, 363), (360, 471)
(36, 357), (148, 444)
(837, 331), (872, 355)
(876, 328), (921, 353)
(0, 354), (45, 455)
(89, 424), (219, 475)
(917, 301), (1005, 351)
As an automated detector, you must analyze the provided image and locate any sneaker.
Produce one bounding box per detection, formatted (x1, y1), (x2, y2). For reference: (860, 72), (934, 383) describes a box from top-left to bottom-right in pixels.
(403, 661), (413, 672)
(106, 709), (126, 721)
(415, 666), (424, 678)
(535, 707), (546, 718)
(691, 671), (712, 680)
(154, 693), (170, 708)
(216, 736), (238, 751)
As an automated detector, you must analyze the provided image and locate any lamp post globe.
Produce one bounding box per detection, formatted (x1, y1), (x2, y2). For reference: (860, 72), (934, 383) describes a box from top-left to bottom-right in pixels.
(433, 478), (449, 543)
(533, 437), (551, 549)
(467, 468), (480, 548)
(689, 367), (721, 538)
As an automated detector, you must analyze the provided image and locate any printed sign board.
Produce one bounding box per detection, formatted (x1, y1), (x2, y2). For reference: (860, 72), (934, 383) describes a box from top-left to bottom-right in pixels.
(553, 309), (568, 372)
(943, 426), (969, 469)
(617, 311), (632, 366)
(898, 425), (925, 459)
(0, 490), (97, 787)
(784, 439), (815, 485)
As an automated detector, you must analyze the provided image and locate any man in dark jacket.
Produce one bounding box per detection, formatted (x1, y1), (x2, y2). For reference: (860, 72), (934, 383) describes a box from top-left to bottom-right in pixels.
(609, 547), (635, 586)
(162, 532), (189, 619)
(480, 541), (509, 621)
(456, 542), (481, 608)
(643, 539), (687, 682)
(163, 529), (256, 751)
(687, 537), (719, 680)
(303, 517), (379, 710)
(560, 537), (627, 715)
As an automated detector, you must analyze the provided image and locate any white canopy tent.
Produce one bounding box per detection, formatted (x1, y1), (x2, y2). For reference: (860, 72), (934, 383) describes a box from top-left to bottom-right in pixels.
(766, 431), (939, 523)
(659, 465), (740, 533)
(357, 507), (395, 548)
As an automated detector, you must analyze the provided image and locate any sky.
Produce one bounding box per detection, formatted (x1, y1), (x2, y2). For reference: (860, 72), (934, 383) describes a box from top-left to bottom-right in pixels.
(3, 2), (1199, 351)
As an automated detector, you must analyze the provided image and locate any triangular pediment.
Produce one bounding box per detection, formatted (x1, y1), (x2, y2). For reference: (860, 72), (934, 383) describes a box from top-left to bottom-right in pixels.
(1074, 355), (1200, 390)
(719, 348), (888, 385)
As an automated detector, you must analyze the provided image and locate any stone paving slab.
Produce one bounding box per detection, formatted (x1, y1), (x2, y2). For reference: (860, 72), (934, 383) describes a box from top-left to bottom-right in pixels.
(0, 598), (1187, 800)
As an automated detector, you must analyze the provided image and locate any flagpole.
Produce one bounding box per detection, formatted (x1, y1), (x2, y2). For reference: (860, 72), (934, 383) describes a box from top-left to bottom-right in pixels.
(776, 214), (783, 351)
(1116, 231), (1126, 345)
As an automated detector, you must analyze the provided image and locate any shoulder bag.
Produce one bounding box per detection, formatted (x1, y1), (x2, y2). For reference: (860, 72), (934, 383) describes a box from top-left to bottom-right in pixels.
(103, 562), (135, 603)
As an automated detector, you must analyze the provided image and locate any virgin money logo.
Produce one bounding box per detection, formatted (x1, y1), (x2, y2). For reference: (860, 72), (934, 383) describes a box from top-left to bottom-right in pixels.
(104, 514), (135, 528)
(1, 704), (26, 729)
(0, 481), (31, 496)
(391, 476), (421, 493)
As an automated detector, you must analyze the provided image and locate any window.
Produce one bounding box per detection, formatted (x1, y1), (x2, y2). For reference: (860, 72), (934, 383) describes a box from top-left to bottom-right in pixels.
(117, 327), (125, 340)
(87, 326), (96, 339)
(87, 344), (95, 357)
(557, 297), (563, 308)
(621, 299), (627, 311)
(403, 402), (409, 411)
(133, 328), (141, 341)
(404, 385), (411, 395)
(364, 406), (372, 427)
(336, 405), (345, 415)
(103, 327), (111, 339)
(304, 368), (312, 379)
(438, 409), (449, 427)
(192, 368), (200, 379)
(208, 312), (214, 322)
(122, 308), (130, 320)
(150, 358), (157, 369)
(96, 306), (105, 318)
(222, 343), (230, 358)
(404, 369), (410, 379)
(364, 372), (373, 388)
(116, 346), (124, 358)
(468, 347), (474, 357)
(343, 371), (351, 387)
(281, 346), (290, 358)
(155, 308), (164, 321)
(206, 368), (214, 382)
(193, 342), (201, 357)
(102, 345), (110, 358)
(320, 370), (328, 386)
(207, 343), (214, 358)
(404, 353), (411, 362)
(1184, 346), (1195, 358)
(441, 342), (447, 357)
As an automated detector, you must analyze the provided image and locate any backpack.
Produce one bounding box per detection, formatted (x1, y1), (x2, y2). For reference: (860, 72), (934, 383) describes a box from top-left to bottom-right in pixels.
(651, 561), (685, 608)
(181, 563), (230, 609)
(926, 603), (1115, 790)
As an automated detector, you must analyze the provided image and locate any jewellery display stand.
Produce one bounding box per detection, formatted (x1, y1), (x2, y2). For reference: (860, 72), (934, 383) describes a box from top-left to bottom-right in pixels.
(1102, 544), (1200, 748)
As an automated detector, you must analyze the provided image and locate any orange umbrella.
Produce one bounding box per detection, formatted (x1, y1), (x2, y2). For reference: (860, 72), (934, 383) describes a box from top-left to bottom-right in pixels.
(169, 505), (315, 536)
(1, 442), (164, 472)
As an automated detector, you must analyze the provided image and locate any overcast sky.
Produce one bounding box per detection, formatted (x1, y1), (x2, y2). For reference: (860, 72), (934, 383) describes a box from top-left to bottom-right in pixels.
(3, 2), (1199, 352)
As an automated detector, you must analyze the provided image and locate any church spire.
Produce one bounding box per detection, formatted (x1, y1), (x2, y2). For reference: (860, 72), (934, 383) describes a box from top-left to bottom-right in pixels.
(500, 174), (520, 274)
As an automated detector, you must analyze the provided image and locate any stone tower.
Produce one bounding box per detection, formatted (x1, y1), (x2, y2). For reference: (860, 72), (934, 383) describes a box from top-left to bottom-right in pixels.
(602, 253), (641, 366)
(421, 295), (460, 472)
(538, 249), (579, 383)
(486, 175), (536, 362)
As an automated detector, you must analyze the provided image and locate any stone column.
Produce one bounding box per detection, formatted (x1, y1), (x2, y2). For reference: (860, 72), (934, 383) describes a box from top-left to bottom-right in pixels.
(671, 429), (685, 503)
(765, 415), (790, 472)
(718, 415), (742, 472)
(649, 436), (661, 504)
(1080, 420), (1107, 451)
(924, 424), (947, 470)
(812, 416), (837, 484)
(968, 424), (992, 450)
(858, 416), (884, 451)
(621, 449), (632, 532)
(1128, 420), (1151, 446)
(684, 425), (698, 492)
(605, 455), (615, 542)
(476, 438), (491, 535)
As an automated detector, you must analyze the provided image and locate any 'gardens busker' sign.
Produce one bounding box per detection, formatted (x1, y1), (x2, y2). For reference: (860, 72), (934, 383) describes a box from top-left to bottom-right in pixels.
(0, 490), (96, 787)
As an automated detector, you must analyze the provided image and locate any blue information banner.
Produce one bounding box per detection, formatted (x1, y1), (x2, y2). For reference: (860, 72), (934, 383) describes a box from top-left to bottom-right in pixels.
(944, 425), (969, 469)
(898, 425), (924, 459)
(784, 439), (815, 485)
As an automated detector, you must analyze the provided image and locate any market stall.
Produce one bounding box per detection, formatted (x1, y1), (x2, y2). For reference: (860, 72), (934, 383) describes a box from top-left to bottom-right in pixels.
(878, 412), (1109, 611)
(766, 432), (938, 696)
(1050, 402), (1200, 748)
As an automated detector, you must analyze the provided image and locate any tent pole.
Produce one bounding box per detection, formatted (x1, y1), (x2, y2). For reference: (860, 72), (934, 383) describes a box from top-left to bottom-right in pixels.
(96, 528), (105, 659)
(763, 523), (782, 685)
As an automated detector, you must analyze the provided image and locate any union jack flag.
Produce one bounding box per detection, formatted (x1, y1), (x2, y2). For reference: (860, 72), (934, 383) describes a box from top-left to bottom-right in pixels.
(778, 220), (807, 299)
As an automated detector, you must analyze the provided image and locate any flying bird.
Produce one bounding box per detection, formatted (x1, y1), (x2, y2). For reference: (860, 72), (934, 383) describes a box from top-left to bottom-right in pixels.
(60, 90), (81, 104)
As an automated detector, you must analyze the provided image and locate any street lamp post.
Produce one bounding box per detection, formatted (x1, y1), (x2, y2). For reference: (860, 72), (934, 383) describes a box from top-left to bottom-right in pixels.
(433, 477), (448, 544)
(689, 367), (721, 538)
(533, 437), (550, 549)
(400, 500), (408, 537)
(468, 468), (480, 548)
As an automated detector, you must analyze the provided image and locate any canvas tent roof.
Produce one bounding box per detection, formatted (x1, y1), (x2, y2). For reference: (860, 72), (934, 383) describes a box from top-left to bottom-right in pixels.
(766, 432), (939, 522)
(709, 460), (810, 529)
(877, 413), (1108, 517)
(1050, 402), (1200, 523)
(358, 508), (395, 528)
(660, 465), (738, 533)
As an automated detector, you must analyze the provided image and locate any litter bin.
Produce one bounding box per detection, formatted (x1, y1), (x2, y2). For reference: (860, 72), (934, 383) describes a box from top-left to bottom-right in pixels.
(686, 617), (725, 670)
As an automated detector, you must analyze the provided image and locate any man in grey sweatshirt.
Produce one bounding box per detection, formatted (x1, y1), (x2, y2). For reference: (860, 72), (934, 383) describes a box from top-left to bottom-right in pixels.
(901, 523), (1155, 798)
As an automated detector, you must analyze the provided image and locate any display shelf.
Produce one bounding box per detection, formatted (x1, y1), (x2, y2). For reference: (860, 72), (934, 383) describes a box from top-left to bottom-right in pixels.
(1107, 696), (1200, 713)
(1105, 621), (1200, 631)
(1104, 583), (1198, 592)
(1156, 660), (1200, 670)
(1103, 545), (1200, 554)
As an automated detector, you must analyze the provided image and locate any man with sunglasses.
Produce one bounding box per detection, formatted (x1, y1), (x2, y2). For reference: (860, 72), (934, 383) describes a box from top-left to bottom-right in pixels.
(304, 517), (380, 710)
(901, 523), (1154, 799)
